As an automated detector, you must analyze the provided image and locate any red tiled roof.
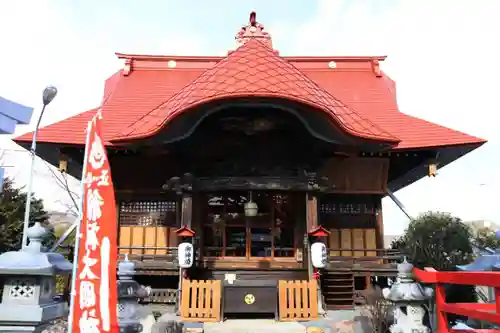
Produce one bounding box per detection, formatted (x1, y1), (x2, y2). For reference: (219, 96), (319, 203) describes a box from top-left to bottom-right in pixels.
(303, 71), (486, 150)
(112, 39), (399, 144)
(14, 43), (486, 150)
(15, 69), (205, 145)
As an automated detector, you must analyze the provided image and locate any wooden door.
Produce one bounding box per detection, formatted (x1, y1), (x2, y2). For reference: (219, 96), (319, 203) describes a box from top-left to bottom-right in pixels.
(201, 191), (300, 260)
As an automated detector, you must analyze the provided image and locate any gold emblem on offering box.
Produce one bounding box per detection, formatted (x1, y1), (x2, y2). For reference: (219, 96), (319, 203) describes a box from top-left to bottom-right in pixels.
(244, 293), (255, 305)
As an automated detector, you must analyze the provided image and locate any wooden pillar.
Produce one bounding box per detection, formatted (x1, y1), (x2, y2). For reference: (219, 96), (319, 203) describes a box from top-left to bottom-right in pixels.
(177, 193), (193, 315)
(115, 194), (122, 257)
(306, 193), (326, 315)
(305, 193), (318, 279)
(191, 193), (202, 263)
(364, 274), (371, 291)
(294, 193), (306, 265)
(181, 194), (193, 229)
(375, 197), (384, 250)
(307, 195), (319, 231)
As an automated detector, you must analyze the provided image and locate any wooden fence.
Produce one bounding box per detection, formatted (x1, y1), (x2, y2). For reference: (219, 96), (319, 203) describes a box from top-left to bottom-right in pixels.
(181, 279), (221, 322)
(278, 280), (319, 321)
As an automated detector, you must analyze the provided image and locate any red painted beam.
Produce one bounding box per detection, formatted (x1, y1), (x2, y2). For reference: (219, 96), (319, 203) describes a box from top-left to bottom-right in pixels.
(441, 303), (500, 324)
(414, 268), (500, 332)
(414, 268), (500, 287)
(449, 329), (500, 333)
(452, 303), (497, 311)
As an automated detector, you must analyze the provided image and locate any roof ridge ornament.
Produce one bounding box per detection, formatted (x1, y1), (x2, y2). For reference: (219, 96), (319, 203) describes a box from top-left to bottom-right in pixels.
(235, 11), (272, 49)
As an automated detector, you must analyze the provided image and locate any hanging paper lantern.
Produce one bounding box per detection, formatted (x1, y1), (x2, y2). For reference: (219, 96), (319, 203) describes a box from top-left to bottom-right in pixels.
(311, 242), (327, 269)
(178, 242), (194, 268)
(244, 200), (258, 217)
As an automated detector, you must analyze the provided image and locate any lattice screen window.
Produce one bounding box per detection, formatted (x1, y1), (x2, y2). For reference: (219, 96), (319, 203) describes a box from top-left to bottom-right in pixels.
(119, 200), (178, 226)
(8, 278), (36, 300)
(339, 203), (362, 214)
(319, 202), (336, 214)
(319, 199), (375, 215)
(363, 204), (375, 214)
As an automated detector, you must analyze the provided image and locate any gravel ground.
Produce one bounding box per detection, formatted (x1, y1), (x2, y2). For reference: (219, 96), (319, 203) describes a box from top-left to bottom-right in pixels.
(36, 308), (368, 333)
(41, 319), (68, 333)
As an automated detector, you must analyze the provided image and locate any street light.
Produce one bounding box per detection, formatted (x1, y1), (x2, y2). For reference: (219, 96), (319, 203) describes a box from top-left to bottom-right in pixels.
(42, 86), (57, 106)
(21, 86), (58, 249)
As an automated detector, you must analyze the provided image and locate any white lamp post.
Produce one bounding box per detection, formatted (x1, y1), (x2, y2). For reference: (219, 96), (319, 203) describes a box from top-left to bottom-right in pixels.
(21, 86), (57, 249)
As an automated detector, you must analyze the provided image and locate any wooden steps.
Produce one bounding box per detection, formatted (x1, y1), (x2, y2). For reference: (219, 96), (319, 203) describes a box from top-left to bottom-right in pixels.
(321, 271), (354, 310)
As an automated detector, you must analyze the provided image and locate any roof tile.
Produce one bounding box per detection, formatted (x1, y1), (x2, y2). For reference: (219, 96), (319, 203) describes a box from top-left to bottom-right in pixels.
(14, 45), (485, 150)
(112, 39), (399, 144)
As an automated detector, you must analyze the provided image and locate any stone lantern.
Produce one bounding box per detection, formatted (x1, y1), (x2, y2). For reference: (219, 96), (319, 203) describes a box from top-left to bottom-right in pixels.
(383, 258), (434, 333)
(0, 222), (72, 333)
(117, 255), (150, 333)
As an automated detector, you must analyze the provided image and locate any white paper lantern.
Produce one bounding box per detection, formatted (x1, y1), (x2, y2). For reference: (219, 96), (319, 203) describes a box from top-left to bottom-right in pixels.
(311, 242), (327, 269)
(244, 201), (258, 217)
(178, 242), (194, 268)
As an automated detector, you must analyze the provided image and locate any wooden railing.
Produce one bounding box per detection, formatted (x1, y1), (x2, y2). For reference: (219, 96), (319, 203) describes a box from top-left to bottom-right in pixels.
(55, 245), (180, 263)
(141, 288), (177, 304)
(203, 246), (295, 258)
(327, 248), (402, 263)
(414, 267), (500, 333)
(118, 246), (179, 270)
(327, 248), (401, 259)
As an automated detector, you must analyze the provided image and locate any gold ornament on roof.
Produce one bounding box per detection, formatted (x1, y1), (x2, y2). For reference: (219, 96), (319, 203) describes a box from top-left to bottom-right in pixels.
(235, 11), (273, 49)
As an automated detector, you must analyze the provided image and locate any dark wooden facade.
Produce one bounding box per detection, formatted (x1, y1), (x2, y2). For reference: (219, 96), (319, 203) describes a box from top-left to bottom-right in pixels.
(104, 106), (403, 309)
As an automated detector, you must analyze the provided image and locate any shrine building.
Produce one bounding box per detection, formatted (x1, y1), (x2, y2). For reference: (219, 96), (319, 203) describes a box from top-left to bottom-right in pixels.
(14, 12), (486, 312)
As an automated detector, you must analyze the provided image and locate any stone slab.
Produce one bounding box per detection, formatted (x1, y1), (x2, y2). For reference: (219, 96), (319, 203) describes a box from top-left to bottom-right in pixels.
(204, 319), (305, 333)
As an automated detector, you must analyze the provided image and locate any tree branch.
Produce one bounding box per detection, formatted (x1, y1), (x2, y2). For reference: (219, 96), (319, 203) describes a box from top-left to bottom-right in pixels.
(42, 160), (80, 216)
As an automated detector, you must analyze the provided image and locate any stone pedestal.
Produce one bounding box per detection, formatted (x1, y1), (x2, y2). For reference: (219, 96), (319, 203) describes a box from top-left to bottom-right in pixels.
(383, 258), (433, 333)
(0, 223), (72, 333)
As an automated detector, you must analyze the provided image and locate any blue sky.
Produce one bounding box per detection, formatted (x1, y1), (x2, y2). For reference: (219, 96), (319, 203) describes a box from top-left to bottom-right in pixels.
(1, 0), (499, 235)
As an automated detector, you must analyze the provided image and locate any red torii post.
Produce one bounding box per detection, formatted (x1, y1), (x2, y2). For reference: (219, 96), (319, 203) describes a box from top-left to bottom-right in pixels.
(414, 267), (500, 333)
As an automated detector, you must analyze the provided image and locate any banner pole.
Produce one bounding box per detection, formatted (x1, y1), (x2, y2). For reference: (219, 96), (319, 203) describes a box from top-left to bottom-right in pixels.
(67, 119), (93, 333)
